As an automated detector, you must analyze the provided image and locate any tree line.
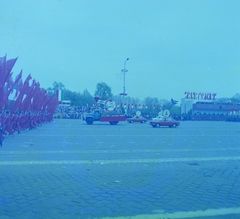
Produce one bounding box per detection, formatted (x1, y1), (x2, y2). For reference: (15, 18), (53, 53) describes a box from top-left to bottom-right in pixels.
(47, 81), (240, 116)
(47, 81), (175, 108)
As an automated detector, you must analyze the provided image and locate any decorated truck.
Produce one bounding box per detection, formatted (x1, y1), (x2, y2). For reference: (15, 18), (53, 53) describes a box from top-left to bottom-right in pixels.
(83, 99), (126, 125)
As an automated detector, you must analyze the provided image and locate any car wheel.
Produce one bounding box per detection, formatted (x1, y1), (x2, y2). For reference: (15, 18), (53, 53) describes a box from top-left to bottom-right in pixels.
(172, 124), (177, 128)
(152, 124), (156, 128)
(110, 122), (118, 125)
(86, 118), (93, 125)
(156, 124), (160, 127)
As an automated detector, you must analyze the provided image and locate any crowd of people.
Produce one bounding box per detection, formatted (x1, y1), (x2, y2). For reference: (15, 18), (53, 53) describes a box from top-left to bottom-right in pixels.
(54, 106), (85, 119)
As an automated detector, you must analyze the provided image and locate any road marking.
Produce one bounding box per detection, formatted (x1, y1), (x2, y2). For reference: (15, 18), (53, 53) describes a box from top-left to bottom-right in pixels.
(0, 156), (240, 165)
(1, 147), (240, 155)
(100, 207), (240, 219)
(18, 134), (240, 137)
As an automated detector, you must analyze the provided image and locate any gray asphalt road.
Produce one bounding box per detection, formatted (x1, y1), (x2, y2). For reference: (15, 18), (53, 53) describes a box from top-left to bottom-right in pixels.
(0, 119), (240, 219)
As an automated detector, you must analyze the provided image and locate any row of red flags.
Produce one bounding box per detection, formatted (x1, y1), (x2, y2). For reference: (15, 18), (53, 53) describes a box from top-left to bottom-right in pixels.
(0, 55), (59, 145)
(94, 98), (169, 111)
(115, 103), (162, 110)
(95, 102), (163, 110)
(0, 55), (59, 114)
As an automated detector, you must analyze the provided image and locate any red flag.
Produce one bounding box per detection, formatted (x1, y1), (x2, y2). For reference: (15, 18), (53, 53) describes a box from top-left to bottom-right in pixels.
(13, 70), (23, 88)
(4, 57), (18, 80)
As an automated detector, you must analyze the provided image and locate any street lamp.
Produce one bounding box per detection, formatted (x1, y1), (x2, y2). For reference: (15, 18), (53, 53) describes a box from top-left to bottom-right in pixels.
(120, 58), (129, 96)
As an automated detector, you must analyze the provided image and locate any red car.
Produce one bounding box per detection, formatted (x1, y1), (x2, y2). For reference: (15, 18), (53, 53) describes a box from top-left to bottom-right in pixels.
(149, 117), (180, 128)
(127, 116), (148, 123)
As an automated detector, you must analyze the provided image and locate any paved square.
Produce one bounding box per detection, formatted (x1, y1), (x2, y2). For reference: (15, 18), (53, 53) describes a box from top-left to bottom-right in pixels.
(0, 120), (240, 219)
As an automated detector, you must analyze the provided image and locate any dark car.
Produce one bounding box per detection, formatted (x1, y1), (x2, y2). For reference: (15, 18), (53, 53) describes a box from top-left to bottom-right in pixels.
(149, 117), (180, 128)
(127, 116), (148, 123)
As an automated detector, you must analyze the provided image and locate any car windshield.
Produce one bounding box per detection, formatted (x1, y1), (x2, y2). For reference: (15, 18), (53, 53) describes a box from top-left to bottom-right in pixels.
(1, 1), (240, 219)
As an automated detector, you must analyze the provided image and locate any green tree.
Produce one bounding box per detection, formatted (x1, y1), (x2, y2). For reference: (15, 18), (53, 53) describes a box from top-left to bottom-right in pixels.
(170, 105), (181, 115)
(142, 97), (160, 116)
(83, 89), (95, 105)
(53, 81), (65, 90)
(46, 81), (96, 106)
(63, 90), (80, 106)
(94, 82), (113, 99)
(230, 93), (240, 103)
(143, 96), (160, 106)
(217, 97), (231, 103)
(64, 90), (93, 106)
(47, 81), (65, 96)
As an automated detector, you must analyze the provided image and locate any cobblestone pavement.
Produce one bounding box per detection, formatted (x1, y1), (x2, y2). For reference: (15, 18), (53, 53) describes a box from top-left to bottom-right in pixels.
(0, 120), (240, 219)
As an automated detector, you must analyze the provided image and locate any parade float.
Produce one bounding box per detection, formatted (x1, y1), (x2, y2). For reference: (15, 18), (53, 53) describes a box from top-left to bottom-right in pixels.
(83, 99), (126, 125)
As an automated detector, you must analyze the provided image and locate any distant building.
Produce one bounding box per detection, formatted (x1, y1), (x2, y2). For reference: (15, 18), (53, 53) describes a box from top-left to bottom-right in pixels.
(192, 101), (240, 120)
(180, 91), (240, 121)
(181, 98), (194, 114)
(192, 101), (240, 115)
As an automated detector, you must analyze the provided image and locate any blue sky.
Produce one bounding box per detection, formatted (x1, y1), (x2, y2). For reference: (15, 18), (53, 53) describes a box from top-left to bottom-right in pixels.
(1, 0), (240, 102)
